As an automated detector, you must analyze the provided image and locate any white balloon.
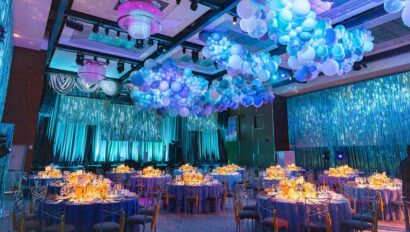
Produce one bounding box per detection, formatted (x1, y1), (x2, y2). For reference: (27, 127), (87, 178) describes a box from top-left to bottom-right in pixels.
(201, 46), (211, 59)
(402, 4), (410, 27)
(297, 46), (315, 64)
(258, 70), (271, 82)
(288, 56), (301, 69)
(228, 55), (243, 70)
(384, 0), (404, 14)
(291, 0), (311, 18)
(144, 59), (157, 69)
(321, 59), (339, 76)
(237, 0), (258, 19)
(99, 79), (122, 96)
(230, 44), (243, 56)
(240, 18), (252, 32)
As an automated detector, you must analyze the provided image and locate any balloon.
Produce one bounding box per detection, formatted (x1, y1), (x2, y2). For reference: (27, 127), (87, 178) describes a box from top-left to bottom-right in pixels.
(279, 9), (293, 22)
(201, 46), (211, 59)
(179, 107), (190, 117)
(291, 0), (311, 18)
(210, 89), (220, 99)
(363, 41), (374, 52)
(288, 56), (301, 69)
(384, 0), (404, 14)
(321, 59), (339, 76)
(258, 70), (271, 82)
(130, 72), (145, 86)
(297, 46), (315, 64)
(302, 18), (317, 31)
(99, 79), (121, 96)
(249, 20), (268, 38)
(325, 29), (337, 45)
(158, 81), (169, 92)
(272, 0), (288, 9)
(144, 59), (157, 69)
(161, 97), (170, 106)
(402, 4), (410, 27)
(237, 0), (258, 19)
(253, 96), (263, 107)
(170, 81), (182, 93)
(230, 44), (243, 56)
(278, 35), (290, 45)
(228, 55), (243, 70)
(240, 18), (252, 32)
(179, 87), (190, 98)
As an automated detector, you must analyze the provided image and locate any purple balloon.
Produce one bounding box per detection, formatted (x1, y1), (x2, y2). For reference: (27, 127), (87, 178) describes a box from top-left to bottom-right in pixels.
(179, 87), (190, 98)
(179, 107), (190, 117)
(171, 81), (182, 93)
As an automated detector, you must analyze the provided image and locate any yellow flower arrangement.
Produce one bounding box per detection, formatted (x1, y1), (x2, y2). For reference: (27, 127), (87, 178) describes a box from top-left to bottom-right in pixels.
(285, 163), (300, 171)
(182, 171), (203, 185)
(142, 166), (161, 177)
(215, 164), (240, 175)
(368, 172), (391, 188)
(179, 164), (194, 172)
(113, 164), (132, 173)
(265, 165), (286, 180)
(64, 170), (110, 202)
(278, 177), (316, 200)
(38, 166), (62, 179)
(328, 165), (355, 177)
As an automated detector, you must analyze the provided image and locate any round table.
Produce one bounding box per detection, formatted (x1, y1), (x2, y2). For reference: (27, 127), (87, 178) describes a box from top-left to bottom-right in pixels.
(29, 176), (63, 187)
(257, 194), (351, 232)
(129, 175), (172, 195)
(318, 175), (356, 186)
(345, 185), (403, 220)
(41, 194), (138, 232)
(173, 169), (203, 176)
(287, 169), (306, 177)
(210, 173), (242, 191)
(105, 172), (136, 184)
(260, 178), (282, 188)
(167, 183), (223, 213)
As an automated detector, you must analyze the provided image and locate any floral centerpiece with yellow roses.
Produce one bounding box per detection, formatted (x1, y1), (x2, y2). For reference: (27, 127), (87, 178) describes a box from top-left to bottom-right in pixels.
(278, 177), (316, 200)
(182, 171), (203, 185)
(113, 164), (132, 173)
(64, 170), (110, 202)
(215, 164), (241, 175)
(38, 165), (62, 179)
(179, 164), (194, 172)
(367, 172), (391, 189)
(285, 163), (301, 171)
(328, 165), (355, 177)
(265, 165), (286, 180)
(142, 166), (161, 177)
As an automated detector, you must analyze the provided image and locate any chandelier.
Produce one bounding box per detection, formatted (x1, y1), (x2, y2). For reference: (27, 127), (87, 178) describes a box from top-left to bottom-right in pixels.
(117, 0), (162, 40)
(77, 60), (106, 84)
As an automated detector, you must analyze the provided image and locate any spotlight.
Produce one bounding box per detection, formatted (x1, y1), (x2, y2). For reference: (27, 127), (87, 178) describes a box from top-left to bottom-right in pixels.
(0, 134), (10, 158)
(66, 19), (84, 32)
(213, 61), (218, 69)
(336, 151), (346, 161)
(76, 52), (84, 66)
(352, 62), (362, 71)
(322, 151), (330, 161)
(135, 39), (144, 49)
(93, 56), (98, 62)
(176, 0), (181, 4)
(232, 16), (238, 25)
(192, 50), (199, 63)
(182, 47), (186, 54)
(116, 31), (120, 38)
(105, 27), (109, 35)
(127, 35), (132, 41)
(92, 24), (99, 33)
(190, 0), (198, 11)
(106, 59), (110, 65)
(117, 61), (125, 73)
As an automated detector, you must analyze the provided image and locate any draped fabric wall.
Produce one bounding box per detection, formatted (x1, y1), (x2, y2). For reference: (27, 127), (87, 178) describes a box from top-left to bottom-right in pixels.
(42, 94), (220, 164)
(288, 72), (410, 175)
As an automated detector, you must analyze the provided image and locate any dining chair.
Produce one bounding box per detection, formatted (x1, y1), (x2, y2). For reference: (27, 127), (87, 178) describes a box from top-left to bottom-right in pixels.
(126, 203), (160, 232)
(351, 190), (380, 223)
(341, 193), (379, 232)
(91, 206), (125, 232)
(259, 195), (288, 232)
(304, 197), (331, 232)
(12, 189), (39, 232)
(160, 185), (177, 212)
(30, 186), (47, 215)
(42, 204), (76, 232)
(403, 197), (410, 232)
(184, 188), (199, 213)
(18, 212), (42, 232)
(341, 187), (357, 215)
(237, 190), (256, 212)
(233, 199), (260, 232)
(141, 189), (162, 216)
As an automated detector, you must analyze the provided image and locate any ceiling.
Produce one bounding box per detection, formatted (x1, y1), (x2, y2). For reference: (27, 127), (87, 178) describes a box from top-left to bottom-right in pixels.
(14, 0), (410, 97)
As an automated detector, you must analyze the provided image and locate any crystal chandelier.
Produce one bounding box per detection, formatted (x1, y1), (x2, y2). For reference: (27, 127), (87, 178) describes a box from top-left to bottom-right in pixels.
(77, 60), (106, 84)
(117, 0), (162, 40)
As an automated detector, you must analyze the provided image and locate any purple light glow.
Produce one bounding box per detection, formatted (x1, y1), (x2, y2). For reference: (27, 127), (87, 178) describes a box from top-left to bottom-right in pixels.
(77, 60), (106, 84)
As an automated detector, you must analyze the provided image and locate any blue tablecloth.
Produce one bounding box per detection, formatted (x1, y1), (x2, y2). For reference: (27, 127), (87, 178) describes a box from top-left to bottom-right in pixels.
(344, 186), (403, 220)
(318, 175), (356, 186)
(173, 169), (204, 176)
(105, 172), (136, 184)
(129, 175), (172, 195)
(29, 176), (63, 187)
(167, 183), (223, 213)
(41, 196), (139, 232)
(257, 195), (351, 232)
(260, 178), (281, 188)
(209, 173), (242, 191)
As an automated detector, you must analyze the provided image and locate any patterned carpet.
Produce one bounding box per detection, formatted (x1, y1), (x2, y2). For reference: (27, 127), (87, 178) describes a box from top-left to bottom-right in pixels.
(0, 196), (405, 232)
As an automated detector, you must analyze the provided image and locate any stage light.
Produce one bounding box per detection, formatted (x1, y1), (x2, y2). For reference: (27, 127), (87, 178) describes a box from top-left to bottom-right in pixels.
(135, 39), (144, 49)
(232, 16), (238, 25)
(93, 56), (98, 62)
(214, 61), (218, 69)
(116, 31), (120, 38)
(190, 0), (198, 11)
(127, 35), (132, 41)
(176, 0), (181, 5)
(105, 27), (109, 35)
(192, 50), (199, 63)
(76, 52), (84, 66)
(66, 19), (84, 32)
(336, 151), (346, 161)
(106, 59), (110, 65)
(322, 151), (330, 160)
(92, 24), (99, 33)
(117, 61), (125, 73)
(182, 47), (186, 54)
(148, 39), (154, 46)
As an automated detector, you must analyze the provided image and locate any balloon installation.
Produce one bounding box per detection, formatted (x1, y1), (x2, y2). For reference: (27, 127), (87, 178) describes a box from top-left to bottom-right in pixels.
(236, 0), (375, 81)
(383, 0), (410, 27)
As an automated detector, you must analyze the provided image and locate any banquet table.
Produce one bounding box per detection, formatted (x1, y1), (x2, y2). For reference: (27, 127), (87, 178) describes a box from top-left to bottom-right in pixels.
(40, 193), (138, 232)
(167, 182), (223, 213)
(260, 178), (282, 188)
(129, 175), (172, 195)
(29, 176), (63, 187)
(173, 169), (203, 176)
(209, 173), (242, 191)
(105, 171), (137, 184)
(257, 194), (351, 232)
(345, 185), (403, 220)
(318, 175), (356, 186)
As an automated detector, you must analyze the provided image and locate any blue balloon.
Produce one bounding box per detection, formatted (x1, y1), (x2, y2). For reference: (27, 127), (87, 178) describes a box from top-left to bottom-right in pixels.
(219, 79), (230, 89)
(325, 29), (337, 45)
(130, 73), (145, 86)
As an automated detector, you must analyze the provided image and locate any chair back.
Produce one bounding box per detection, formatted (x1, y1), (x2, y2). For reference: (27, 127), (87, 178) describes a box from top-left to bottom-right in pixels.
(41, 204), (67, 232)
(371, 207), (378, 232)
(403, 198), (410, 232)
(100, 202), (124, 223)
(304, 197), (331, 232)
(326, 212), (332, 232)
(233, 200), (240, 225)
(357, 190), (379, 218)
(151, 204), (161, 230)
(30, 185), (47, 213)
(185, 187), (199, 208)
(12, 189), (25, 231)
(258, 195), (278, 220)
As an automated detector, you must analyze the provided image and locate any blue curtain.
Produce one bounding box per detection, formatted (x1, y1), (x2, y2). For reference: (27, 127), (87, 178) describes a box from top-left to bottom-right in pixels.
(287, 71), (410, 175)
